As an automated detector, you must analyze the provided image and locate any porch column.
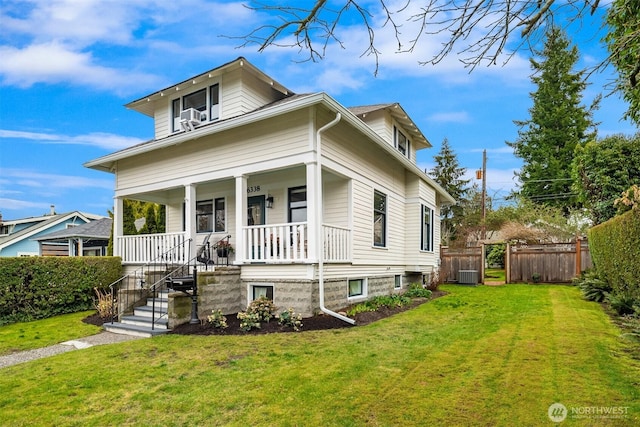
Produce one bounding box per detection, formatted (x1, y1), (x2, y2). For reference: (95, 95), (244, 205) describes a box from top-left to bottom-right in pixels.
(113, 197), (123, 257)
(184, 184), (197, 261)
(235, 174), (247, 263)
(305, 161), (318, 262)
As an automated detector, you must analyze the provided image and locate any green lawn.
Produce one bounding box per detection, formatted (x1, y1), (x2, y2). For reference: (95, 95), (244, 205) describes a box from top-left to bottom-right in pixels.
(0, 311), (101, 355)
(0, 285), (638, 426)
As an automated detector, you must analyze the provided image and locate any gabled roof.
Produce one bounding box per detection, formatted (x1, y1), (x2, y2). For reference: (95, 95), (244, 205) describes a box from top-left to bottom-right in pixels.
(126, 57), (293, 117)
(0, 212), (104, 251)
(348, 103), (431, 149)
(34, 218), (112, 241)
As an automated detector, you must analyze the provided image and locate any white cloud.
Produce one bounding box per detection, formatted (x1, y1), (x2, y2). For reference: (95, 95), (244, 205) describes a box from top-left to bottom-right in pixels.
(2, 169), (113, 191)
(0, 129), (145, 150)
(0, 198), (53, 212)
(427, 111), (471, 123)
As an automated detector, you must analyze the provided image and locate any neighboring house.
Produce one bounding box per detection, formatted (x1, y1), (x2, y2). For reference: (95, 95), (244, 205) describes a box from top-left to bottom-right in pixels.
(0, 208), (105, 257)
(85, 57), (455, 321)
(34, 217), (112, 256)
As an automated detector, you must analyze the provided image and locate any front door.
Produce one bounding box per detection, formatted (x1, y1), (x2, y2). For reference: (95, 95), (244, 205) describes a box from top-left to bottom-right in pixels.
(248, 195), (265, 226)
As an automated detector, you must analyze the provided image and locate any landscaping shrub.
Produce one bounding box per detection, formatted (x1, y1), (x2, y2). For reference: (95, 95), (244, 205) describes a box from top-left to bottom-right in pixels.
(207, 309), (228, 329)
(573, 270), (611, 302)
(588, 210), (640, 303)
(404, 283), (433, 299)
(0, 257), (122, 325)
(276, 308), (303, 331)
(236, 297), (277, 331)
(346, 294), (412, 316)
(607, 292), (638, 316)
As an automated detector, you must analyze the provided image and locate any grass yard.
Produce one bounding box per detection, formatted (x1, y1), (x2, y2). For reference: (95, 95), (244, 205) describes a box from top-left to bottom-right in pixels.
(0, 311), (101, 355)
(0, 285), (638, 426)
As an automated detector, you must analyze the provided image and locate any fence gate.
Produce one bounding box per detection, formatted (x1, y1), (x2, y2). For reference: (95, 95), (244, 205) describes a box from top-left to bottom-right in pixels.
(440, 246), (484, 284)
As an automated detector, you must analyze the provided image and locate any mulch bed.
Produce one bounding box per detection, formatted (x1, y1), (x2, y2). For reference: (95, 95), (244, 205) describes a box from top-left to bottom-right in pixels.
(83, 290), (447, 336)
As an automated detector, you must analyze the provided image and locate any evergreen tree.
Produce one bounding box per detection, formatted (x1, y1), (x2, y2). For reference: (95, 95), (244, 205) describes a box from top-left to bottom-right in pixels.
(429, 138), (470, 244)
(507, 27), (599, 212)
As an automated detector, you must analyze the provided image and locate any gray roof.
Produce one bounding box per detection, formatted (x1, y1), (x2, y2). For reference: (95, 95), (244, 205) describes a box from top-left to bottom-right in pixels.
(347, 104), (394, 116)
(34, 218), (112, 241)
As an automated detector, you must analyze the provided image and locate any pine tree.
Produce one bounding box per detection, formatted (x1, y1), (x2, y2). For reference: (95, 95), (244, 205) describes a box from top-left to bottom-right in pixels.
(507, 26), (599, 212)
(429, 138), (470, 244)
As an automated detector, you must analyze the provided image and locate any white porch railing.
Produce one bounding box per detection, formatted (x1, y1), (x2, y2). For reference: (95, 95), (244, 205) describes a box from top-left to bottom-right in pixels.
(323, 224), (351, 262)
(241, 222), (351, 263)
(116, 232), (189, 264)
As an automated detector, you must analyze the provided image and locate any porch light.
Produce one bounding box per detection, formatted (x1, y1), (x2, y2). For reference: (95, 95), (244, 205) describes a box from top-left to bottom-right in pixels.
(266, 194), (274, 208)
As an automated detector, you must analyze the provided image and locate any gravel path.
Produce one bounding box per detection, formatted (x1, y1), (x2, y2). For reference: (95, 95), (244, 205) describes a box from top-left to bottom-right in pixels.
(0, 332), (145, 369)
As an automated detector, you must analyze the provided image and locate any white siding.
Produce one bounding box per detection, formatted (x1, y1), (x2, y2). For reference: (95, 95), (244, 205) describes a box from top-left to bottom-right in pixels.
(116, 110), (310, 191)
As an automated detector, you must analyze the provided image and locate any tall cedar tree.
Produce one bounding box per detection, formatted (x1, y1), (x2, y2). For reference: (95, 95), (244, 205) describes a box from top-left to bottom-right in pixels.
(429, 138), (470, 244)
(507, 27), (598, 212)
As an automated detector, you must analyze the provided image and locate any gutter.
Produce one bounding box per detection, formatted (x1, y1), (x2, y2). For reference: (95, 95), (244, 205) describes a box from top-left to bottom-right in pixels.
(316, 112), (356, 325)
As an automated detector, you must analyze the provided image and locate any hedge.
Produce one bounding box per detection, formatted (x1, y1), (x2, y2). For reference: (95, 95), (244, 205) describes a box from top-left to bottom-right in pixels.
(0, 257), (122, 325)
(588, 210), (640, 299)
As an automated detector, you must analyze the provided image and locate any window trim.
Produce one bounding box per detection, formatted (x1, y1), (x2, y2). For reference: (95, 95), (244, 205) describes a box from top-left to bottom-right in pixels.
(251, 285), (274, 301)
(421, 204), (434, 252)
(373, 190), (387, 248)
(196, 200), (213, 233)
(214, 197), (226, 232)
(394, 125), (411, 159)
(288, 185), (307, 223)
(348, 278), (367, 300)
(394, 274), (402, 289)
(171, 83), (220, 133)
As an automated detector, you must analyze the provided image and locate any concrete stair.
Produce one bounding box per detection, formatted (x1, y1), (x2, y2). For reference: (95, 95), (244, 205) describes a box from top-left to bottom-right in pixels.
(103, 292), (171, 338)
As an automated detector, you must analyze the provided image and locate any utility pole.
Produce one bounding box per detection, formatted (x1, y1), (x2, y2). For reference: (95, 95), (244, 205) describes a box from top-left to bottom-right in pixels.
(481, 149), (487, 241)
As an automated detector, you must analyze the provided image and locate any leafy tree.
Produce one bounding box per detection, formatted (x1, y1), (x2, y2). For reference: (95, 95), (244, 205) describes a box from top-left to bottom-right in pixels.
(428, 138), (470, 244)
(572, 133), (640, 224)
(605, 0), (640, 125)
(239, 1), (637, 121)
(506, 27), (599, 212)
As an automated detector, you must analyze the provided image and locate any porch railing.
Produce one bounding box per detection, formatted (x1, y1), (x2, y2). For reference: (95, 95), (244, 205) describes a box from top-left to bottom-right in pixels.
(241, 222), (351, 263)
(116, 232), (188, 264)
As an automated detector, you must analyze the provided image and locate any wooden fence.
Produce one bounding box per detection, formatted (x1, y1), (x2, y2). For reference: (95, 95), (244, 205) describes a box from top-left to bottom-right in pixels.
(440, 246), (484, 283)
(506, 240), (592, 283)
(440, 239), (592, 284)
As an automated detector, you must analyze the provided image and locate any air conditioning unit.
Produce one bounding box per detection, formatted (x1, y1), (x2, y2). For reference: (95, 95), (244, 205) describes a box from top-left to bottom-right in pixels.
(180, 108), (203, 124)
(458, 270), (478, 285)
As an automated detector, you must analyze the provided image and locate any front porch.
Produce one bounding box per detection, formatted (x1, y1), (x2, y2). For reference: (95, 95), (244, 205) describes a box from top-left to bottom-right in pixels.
(115, 223), (351, 265)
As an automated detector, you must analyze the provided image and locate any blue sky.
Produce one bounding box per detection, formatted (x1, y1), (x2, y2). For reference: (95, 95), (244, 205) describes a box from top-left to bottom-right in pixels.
(0, 0), (636, 220)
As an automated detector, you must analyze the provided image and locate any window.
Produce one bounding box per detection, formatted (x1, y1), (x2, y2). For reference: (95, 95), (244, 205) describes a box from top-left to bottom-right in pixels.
(421, 205), (434, 251)
(196, 201), (213, 233)
(214, 198), (225, 232)
(348, 278), (366, 298)
(394, 126), (410, 159)
(373, 190), (387, 247)
(395, 275), (402, 289)
(288, 186), (307, 222)
(252, 285), (274, 301)
(172, 84), (220, 132)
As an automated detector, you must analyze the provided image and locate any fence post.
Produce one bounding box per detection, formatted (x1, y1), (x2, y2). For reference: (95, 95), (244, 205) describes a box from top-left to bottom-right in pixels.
(575, 238), (582, 277)
(507, 242), (511, 284)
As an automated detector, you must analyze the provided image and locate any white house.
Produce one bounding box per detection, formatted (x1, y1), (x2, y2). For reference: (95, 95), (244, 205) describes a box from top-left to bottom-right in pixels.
(85, 57), (454, 330)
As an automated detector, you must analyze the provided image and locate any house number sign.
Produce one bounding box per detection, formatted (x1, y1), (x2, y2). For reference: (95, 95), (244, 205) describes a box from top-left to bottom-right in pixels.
(247, 185), (261, 194)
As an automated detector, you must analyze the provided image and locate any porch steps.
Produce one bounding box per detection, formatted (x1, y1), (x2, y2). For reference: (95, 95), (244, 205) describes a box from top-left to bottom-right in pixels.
(103, 293), (171, 338)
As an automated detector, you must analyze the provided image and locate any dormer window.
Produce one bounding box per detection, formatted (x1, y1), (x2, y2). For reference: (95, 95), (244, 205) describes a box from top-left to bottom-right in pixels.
(394, 126), (410, 159)
(172, 84), (220, 132)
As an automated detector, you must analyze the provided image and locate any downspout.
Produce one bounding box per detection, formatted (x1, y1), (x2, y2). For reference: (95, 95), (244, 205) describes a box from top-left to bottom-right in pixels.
(316, 112), (356, 325)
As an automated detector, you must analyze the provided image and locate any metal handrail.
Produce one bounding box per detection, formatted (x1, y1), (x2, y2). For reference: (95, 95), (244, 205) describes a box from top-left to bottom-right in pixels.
(108, 238), (192, 325)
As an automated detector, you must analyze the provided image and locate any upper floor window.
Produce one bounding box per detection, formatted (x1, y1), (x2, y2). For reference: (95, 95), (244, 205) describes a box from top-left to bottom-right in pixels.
(373, 190), (387, 247)
(288, 186), (307, 222)
(394, 126), (410, 159)
(421, 204), (434, 251)
(172, 84), (220, 132)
